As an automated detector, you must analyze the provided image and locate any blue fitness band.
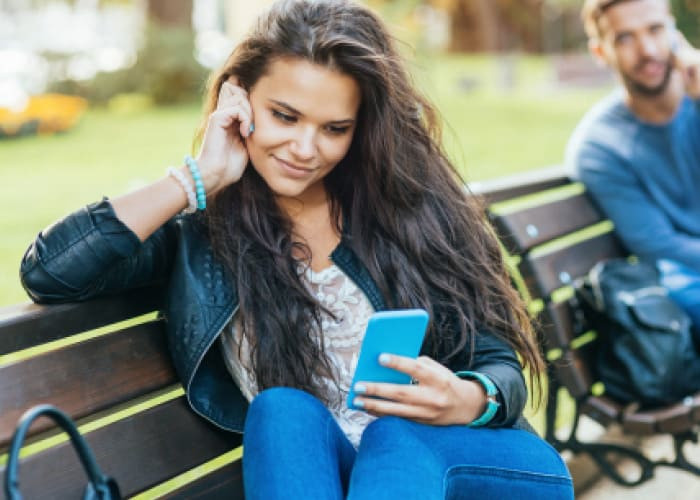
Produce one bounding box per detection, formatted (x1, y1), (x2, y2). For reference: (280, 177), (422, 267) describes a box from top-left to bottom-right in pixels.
(184, 155), (207, 210)
(455, 371), (500, 427)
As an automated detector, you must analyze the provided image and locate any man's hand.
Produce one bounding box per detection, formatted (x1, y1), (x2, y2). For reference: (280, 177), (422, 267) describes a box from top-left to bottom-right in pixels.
(673, 32), (700, 99)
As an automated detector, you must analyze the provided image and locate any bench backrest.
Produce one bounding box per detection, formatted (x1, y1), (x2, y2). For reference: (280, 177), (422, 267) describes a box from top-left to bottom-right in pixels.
(473, 167), (626, 405)
(478, 167), (700, 439)
(0, 287), (243, 499)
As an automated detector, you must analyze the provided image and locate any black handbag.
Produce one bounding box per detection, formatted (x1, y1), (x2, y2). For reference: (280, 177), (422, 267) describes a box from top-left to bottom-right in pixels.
(573, 258), (700, 407)
(3, 404), (122, 500)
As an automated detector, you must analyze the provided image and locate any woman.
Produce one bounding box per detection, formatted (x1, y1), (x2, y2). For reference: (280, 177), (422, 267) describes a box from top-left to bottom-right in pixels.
(20, 0), (573, 498)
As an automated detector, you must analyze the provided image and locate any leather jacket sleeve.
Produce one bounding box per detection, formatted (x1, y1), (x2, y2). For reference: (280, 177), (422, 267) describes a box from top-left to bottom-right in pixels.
(20, 198), (177, 304)
(468, 331), (527, 428)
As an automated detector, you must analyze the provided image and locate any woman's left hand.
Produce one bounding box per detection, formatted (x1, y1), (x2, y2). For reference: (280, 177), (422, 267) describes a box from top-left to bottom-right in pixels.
(352, 354), (488, 426)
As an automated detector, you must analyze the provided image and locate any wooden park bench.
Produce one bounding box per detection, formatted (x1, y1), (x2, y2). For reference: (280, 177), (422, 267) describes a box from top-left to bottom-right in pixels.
(473, 166), (700, 487)
(0, 287), (243, 498)
(1, 165), (699, 497)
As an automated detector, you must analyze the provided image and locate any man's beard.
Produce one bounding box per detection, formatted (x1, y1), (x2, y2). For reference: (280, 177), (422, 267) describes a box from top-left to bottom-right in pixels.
(621, 58), (674, 97)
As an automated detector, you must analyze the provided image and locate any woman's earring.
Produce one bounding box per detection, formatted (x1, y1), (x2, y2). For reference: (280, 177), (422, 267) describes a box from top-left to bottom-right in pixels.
(249, 123), (255, 135)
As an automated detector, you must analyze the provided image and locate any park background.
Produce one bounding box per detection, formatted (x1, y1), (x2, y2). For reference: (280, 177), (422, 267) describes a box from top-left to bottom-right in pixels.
(2, 1), (700, 497)
(3, 0), (700, 308)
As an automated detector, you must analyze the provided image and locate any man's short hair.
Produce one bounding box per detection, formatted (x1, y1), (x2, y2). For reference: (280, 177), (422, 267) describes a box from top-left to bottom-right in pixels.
(582, 0), (670, 40)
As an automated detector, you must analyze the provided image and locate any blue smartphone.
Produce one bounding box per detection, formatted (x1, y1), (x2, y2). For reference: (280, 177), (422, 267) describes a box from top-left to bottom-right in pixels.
(346, 309), (429, 410)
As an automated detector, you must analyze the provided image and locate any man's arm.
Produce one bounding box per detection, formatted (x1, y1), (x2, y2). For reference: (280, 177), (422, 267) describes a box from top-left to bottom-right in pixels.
(573, 144), (700, 272)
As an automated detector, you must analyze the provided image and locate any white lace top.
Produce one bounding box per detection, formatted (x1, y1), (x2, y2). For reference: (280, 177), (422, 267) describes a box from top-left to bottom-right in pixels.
(219, 264), (376, 447)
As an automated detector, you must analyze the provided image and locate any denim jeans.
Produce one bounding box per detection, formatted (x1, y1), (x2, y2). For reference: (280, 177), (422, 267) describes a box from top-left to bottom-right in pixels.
(242, 387), (573, 500)
(658, 259), (700, 341)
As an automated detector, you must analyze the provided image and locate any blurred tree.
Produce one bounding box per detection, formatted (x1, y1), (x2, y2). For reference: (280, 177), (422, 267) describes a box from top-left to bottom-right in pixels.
(138, 0), (207, 103)
(539, 0), (588, 52)
(370, 0), (587, 53)
(672, 0), (700, 46)
(148, 0), (192, 26)
(52, 0), (207, 105)
(429, 0), (545, 52)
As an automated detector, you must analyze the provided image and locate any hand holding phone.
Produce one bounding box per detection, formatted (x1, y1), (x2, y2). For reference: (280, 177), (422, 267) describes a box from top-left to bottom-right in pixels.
(668, 20), (680, 54)
(668, 22), (700, 99)
(346, 309), (429, 410)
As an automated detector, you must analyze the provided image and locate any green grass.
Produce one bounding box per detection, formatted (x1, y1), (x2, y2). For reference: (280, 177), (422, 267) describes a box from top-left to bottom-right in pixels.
(412, 54), (610, 181)
(0, 103), (203, 305)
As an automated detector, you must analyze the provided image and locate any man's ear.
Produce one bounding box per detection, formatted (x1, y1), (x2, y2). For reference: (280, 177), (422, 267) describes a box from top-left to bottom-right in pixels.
(589, 38), (608, 67)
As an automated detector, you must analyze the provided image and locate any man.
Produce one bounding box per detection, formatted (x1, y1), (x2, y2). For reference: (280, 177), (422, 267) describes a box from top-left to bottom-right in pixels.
(566, 0), (700, 323)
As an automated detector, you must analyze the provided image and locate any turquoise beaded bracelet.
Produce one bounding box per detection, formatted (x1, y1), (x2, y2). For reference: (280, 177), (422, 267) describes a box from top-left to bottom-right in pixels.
(455, 370), (501, 427)
(184, 155), (206, 210)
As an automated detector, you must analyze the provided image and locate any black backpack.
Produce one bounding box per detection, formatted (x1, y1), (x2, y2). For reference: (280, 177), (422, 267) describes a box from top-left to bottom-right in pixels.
(573, 258), (700, 408)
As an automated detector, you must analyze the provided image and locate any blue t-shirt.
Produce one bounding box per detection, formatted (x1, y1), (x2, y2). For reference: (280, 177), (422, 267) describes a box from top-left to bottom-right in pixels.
(566, 90), (700, 272)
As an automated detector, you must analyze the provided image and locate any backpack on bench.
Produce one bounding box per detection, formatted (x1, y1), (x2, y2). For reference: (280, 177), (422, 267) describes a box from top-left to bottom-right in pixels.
(573, 258), (700, 408)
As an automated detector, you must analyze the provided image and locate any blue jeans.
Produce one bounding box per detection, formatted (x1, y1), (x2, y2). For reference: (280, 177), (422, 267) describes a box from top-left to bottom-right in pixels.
(242, 388), (573, 500)
(658, 259), (700, 347)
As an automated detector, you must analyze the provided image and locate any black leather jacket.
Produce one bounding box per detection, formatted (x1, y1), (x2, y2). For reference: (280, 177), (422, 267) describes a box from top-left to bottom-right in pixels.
(20, 199), (532, 433)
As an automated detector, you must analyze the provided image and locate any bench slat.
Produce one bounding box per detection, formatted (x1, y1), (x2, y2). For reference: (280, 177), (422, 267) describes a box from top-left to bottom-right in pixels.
(491, 193), (604, 254)
(0, 320), (176, 448)
(163, 461), (244, 500)
(520, 232), (626, 299)
(0, 286), (163, 355)
(0, 397), (242, 499)
(621, 392), (700, 435)
(469, 166), (570, 204)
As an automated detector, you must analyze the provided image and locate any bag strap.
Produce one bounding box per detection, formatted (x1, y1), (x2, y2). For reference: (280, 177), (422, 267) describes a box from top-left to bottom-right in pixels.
(570, 277), (592, 332)
(3, 404), (121, 500)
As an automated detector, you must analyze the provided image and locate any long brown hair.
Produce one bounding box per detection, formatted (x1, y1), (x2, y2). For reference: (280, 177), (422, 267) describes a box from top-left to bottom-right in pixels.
(197, 0), (544, 404)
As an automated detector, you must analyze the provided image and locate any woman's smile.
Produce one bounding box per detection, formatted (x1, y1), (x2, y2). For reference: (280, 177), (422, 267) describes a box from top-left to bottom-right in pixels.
(273, 155), (317, 178)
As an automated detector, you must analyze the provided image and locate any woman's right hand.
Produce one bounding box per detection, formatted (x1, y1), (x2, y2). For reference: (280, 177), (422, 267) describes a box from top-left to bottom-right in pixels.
(195, 77), (254, 195)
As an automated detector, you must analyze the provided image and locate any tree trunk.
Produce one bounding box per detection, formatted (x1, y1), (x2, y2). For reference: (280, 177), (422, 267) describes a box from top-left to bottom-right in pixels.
(449, 0), (500, 52)
(473, 0), (499, 50)
(147, 0), (192, 27)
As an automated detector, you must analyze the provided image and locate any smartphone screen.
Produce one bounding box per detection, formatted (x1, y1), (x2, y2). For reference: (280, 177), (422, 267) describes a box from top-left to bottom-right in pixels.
(346, 309), (429, 410)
